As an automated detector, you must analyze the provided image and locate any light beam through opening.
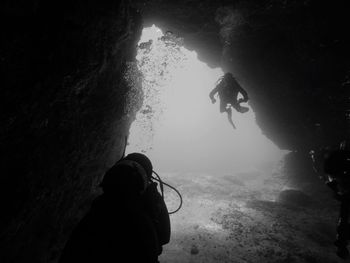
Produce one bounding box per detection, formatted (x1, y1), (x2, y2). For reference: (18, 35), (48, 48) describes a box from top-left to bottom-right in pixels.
(126, 25), (287, 175)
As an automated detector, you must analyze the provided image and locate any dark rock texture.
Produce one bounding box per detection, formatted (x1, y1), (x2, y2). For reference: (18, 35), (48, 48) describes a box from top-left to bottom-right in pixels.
(218, 1), (350, 150)
(137, 0), (350, 150)
(0, 1), (142, 262)
(277, 189), (314, 208)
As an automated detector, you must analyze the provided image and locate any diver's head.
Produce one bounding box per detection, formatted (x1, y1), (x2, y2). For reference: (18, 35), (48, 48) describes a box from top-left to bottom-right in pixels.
(223, 72), (235, 81)
(324, 149), (350, 194)
(100, 153), (153, 196)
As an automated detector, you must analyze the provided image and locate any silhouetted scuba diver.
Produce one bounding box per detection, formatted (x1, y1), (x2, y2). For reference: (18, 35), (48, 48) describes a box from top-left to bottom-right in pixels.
(209, 72), (249, 129)
(59, 153), (170, 263)
(323, 142), (350, 259)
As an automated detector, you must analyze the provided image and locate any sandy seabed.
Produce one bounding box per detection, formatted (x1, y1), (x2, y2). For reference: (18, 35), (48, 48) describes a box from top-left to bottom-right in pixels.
(159, 170), (346, 263)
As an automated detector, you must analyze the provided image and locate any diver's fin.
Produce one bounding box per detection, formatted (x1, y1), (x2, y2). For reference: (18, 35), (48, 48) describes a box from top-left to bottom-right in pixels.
(227, 110), (236, 129)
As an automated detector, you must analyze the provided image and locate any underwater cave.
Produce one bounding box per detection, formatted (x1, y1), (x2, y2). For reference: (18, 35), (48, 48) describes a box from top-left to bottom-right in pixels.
(1, 0), (350, 262)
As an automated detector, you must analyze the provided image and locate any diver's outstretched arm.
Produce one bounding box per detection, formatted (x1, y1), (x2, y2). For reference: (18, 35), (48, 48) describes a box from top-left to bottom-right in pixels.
(238, 87), (249, 102)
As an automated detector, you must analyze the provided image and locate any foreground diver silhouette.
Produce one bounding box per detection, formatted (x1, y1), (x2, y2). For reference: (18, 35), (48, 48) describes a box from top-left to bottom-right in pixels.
(59, 153), (170, 263)
(323, 143), (350, 259)
(209, 72), (249, 129)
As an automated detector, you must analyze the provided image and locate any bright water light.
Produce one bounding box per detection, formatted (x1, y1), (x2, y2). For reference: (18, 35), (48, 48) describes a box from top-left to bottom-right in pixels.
(126, 25), (286, 174)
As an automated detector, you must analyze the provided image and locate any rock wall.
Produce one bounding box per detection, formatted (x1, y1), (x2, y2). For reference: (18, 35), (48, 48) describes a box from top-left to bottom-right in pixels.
(217, 1), (350, 150)
(0, 1), (142, 262)
(138, 0), (350, 151)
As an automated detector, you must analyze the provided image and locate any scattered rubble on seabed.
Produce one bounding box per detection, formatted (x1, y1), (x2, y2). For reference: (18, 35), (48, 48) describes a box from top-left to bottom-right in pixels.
(159, 170), (343, 263)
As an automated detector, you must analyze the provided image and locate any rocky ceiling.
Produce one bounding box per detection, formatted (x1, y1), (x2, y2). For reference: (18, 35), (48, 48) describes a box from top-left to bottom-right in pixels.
(135, 0), (350, 150)
(1, 0), (349, 262)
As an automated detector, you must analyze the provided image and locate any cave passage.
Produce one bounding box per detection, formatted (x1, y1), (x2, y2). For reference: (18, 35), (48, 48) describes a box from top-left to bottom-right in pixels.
(122, 26), (339, 263)
(126, 25), (286, 174)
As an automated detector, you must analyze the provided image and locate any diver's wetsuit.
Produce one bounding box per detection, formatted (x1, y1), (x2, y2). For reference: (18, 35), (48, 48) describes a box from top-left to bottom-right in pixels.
(209, 75), (249, 128)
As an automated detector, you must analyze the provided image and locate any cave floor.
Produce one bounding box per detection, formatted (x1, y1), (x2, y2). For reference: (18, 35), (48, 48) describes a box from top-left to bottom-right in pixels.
(158, 170), (348, 263)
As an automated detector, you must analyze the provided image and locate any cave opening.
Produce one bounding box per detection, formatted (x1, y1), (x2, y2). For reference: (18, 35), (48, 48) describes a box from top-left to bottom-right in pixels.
(126, 25), (286, 176)
(124, 26), (294, 261)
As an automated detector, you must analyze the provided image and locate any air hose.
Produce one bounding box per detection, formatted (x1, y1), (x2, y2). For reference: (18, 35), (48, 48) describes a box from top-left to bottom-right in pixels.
(121, 135), (182, 214)
(151, 171), (183, 214)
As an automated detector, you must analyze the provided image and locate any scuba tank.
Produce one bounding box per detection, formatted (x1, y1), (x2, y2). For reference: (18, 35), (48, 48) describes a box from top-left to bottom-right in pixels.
(142, 180), (171, 245)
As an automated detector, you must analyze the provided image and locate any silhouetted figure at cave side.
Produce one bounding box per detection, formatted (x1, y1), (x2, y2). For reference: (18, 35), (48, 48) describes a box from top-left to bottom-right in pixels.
(209, 72), (249, 129)
(59, 153), (170, 263)
(323, 145), (350, 259)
